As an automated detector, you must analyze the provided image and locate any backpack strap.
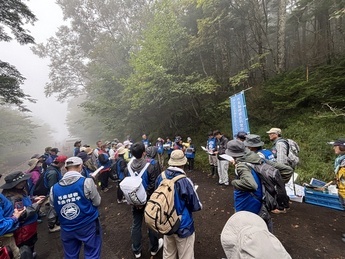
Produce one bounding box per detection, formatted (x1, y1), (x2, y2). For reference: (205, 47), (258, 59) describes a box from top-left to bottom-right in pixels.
(127, 160), (150, 177)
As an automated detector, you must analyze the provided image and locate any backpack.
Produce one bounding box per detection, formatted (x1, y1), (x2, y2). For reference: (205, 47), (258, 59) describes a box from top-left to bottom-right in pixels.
(278, 138), (300, 169)
(245, 162), (282, 212)
(144, 171), (186, 235)
(33, 172), (49, 196)
(119, 161), (150, 205)
(109, 161), (119, 181)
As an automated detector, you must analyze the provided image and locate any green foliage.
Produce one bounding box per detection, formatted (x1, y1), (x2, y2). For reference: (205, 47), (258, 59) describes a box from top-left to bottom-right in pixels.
(0, 0), (36, 110)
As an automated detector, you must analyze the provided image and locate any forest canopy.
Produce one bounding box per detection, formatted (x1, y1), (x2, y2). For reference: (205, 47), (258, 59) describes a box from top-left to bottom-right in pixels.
(30, 0), (345, 181)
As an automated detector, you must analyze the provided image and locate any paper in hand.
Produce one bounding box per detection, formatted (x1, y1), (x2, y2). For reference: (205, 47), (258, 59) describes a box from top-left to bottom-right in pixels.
(90, 166), (104, 178)
(219, 154), (234, 162)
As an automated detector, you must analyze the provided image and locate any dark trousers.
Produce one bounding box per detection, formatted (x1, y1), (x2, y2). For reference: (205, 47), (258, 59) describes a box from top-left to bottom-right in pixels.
(61, 219), (102, 259)
(117, 181), (124, 201)
(98, 170), (110, 190)
(131, 206), (159, 254)
(187, 158), (194, 171)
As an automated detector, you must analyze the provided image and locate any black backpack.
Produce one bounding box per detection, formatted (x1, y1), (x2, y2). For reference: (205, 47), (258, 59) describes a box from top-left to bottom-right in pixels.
(33, 172), (49, 196)
(109, 160), (119, 181)
(245, 162), (284, 212)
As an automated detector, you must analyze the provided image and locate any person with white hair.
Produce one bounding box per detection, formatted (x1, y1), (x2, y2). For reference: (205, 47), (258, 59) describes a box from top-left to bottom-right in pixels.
(221, 211), (291, 259)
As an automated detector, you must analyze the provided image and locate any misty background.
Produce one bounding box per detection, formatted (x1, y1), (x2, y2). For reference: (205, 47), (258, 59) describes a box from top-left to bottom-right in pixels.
(0, 1), (68, 142)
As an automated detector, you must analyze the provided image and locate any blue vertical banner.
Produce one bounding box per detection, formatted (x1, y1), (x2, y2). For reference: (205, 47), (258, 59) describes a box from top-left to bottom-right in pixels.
(230, 91), (250, 138)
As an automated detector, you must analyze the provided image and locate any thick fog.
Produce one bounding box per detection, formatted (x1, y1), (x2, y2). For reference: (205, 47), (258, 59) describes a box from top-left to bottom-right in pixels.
(0, 1), (68, 142)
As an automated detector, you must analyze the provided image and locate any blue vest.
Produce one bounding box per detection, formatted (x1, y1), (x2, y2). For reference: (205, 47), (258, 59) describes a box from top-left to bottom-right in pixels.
(207, 137), (216, 150)
(53, 177), (99, 231)
(258, 149), (275, 161)
(157, 142), (164, 154)
(185, 144), (195, 159)
(234, 169), (263, 214)
(142, 139), (150, 148)
(166, 141), (173, 154)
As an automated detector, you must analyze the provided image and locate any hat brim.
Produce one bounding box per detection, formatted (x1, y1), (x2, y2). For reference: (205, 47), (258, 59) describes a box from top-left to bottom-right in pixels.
(225, 149), (245, 158)
(244, 140), (264, 148)
(168, 156), (187, 166)
(0, 174), (31, 189)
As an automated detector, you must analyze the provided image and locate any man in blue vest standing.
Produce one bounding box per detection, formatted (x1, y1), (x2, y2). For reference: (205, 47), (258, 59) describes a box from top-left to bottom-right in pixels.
(50, 157), (102, 259)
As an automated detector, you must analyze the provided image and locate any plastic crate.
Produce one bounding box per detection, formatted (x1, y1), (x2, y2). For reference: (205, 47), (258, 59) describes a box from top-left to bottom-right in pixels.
(304, 187), (344, 211)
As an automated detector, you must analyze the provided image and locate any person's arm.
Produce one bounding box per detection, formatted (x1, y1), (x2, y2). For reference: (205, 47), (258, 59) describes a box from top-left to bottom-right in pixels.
(180, 178), (202, 212)
(231, 163), (258, 191)
(147, 166), (159, 197)
(84, 178), (101, 207)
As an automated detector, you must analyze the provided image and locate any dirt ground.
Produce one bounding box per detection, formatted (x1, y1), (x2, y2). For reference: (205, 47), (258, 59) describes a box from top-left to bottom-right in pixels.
(34, 169), (345, 259)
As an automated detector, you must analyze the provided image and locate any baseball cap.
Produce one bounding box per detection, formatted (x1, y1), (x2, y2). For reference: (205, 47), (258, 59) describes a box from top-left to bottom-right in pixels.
(266, 128), (282, 135)
(53, 155), (68, 163)
(331, 138), (345, 146)
(65, 157), (83, 167)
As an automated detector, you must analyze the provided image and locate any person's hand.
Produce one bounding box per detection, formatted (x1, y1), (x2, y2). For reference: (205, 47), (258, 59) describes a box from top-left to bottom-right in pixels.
(13, 208), (26, 219)
(33, 196), (47, 205)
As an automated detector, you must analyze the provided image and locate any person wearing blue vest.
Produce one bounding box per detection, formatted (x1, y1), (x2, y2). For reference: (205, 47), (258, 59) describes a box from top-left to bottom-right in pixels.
(155, 137), (165, 169)
(206, 131), (217, 178)
(141, 134), (151, 149)
(244, 134), (292, 214)
(243, 134), (276, 161)
(125, 142), (163, 259)
(50, 156), (101, 259)
(155, 150), (202, 258)
(185, 137), (196, 172)
(165, 137), (173, 159)
(226, 140), (273, 232)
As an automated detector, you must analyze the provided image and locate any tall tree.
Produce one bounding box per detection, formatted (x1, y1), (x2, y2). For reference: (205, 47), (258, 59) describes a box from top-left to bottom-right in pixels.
(0, 0), (37, 110)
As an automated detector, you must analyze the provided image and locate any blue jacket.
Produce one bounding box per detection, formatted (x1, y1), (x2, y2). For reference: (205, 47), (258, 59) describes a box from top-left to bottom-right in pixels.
(155, 167), (202, 238)
(0, 193), (18, 236)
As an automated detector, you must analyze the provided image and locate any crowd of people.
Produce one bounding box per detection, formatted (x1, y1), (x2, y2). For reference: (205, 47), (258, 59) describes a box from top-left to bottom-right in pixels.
(0, 129), (343, 259)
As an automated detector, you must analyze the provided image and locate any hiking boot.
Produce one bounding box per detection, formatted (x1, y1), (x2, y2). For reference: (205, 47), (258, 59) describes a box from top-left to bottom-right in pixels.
(151, 238), (163, 256)
(117, 198), (126, 204)
(49, 225), (61, 233)
(271, 209), (286, 214)
(133, 251), (141, 258)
